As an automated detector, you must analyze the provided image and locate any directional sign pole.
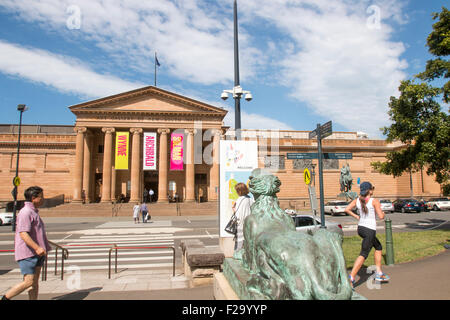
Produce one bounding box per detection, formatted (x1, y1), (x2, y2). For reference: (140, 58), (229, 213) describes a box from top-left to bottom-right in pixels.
(316, 124), (326, 229)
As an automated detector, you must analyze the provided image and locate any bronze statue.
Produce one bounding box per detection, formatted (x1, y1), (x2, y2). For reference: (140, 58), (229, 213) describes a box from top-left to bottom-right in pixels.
(340, 163), (353, 192)
(226, 168), (362, 300)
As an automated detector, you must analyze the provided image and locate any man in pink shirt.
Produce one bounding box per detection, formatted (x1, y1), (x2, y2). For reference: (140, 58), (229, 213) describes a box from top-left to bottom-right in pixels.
(2, 186), (51, 300)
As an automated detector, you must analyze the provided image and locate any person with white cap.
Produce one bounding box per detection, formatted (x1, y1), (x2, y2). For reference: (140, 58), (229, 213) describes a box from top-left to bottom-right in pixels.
(345, 181), (390, 289)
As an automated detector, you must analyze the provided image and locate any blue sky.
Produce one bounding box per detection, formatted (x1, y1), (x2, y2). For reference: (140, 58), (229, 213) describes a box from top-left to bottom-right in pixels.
(0, 0), (446, 138)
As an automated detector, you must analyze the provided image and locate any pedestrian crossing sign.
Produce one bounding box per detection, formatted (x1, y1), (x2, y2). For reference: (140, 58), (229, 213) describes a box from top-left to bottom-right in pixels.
(303, 168), (311, 185)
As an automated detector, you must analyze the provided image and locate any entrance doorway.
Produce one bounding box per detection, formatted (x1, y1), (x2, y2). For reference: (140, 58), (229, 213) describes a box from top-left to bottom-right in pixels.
(143, 171), (158, 203)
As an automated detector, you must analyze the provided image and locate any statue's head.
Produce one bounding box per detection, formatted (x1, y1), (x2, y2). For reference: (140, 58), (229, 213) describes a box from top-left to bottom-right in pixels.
(249, 168), (281, 197)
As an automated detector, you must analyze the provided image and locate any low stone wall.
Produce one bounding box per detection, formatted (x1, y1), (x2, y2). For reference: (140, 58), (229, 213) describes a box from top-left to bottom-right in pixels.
(180, 239), (225, 287)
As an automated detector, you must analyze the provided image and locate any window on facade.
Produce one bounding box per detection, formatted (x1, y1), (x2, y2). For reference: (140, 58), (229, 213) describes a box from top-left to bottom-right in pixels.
(323, 159), (339, 170)
(293, 159), (313, 170)
(264, 155), (285, 170)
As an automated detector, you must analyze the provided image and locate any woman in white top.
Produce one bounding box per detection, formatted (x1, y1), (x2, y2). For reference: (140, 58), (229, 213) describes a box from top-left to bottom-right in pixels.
(132, 202), (140, 224)
(232, 183), (254, 251)
(345, 181), (390, 289)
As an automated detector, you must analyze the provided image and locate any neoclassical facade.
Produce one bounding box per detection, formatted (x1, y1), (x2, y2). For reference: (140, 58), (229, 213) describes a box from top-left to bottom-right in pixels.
(0, 86), (443, 207)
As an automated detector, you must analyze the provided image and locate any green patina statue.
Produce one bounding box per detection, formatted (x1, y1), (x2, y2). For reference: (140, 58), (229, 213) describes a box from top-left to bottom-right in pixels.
(224, 168), (363, 300)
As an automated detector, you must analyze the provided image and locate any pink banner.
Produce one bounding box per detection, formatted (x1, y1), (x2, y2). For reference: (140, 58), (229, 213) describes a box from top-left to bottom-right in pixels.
(170, 133), (184, 170)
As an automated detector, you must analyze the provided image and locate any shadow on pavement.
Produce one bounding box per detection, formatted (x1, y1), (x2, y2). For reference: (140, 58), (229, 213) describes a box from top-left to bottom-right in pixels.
(51, 287), (102, 300)
(404, 219), (449, 230)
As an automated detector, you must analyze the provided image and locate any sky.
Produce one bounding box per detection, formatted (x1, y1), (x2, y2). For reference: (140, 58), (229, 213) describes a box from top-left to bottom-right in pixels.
(0, 0), (446, 138)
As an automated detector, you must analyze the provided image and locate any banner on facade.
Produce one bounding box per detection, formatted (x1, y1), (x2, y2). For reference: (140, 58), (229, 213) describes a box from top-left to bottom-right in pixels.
(143, 132), (157, 170)
(219, 140), (258, 238)
(170, 133), (184, 171)
(115, 132), (129, 170)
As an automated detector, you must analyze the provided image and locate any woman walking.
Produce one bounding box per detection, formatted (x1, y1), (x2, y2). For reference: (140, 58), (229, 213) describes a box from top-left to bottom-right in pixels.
(232, 183), (254, 251)
(345, 181), (390, 289)
(132, 202), (140, 224)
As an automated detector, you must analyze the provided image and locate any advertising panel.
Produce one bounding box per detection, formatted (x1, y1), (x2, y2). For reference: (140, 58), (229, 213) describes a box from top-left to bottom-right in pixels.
(115, 132), (129, 170)
(219, 140), (258, 238)
(143, 132), (157, 170)
(170, 133), (184, 171)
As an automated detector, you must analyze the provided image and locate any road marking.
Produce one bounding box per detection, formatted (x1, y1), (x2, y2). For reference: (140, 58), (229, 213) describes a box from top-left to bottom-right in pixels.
(205, 230), (213, 239)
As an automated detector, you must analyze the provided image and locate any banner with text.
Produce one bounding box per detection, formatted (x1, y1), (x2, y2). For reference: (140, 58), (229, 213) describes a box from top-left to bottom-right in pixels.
(170, 133), (184, 171)
(143, 132), (157, 170)
(115, 132), (129, 170)
(219, 140), (258, 238)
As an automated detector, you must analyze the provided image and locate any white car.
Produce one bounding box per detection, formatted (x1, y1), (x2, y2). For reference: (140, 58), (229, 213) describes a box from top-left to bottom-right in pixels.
(426, 198), (450, 211)
(380, 199), (395, 213)
(324, 201), (349, 216)
(291, 214), (344, 238)
(0, 212), (13, 225)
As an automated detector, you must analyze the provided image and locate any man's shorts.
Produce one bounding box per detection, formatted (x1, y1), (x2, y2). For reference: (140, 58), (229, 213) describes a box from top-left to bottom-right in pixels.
(18, 255), (45, 275)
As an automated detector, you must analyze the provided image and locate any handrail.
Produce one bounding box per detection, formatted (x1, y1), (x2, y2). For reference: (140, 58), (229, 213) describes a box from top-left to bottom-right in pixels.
(48, 240), (69, 280)
(108, 246), (176, 279)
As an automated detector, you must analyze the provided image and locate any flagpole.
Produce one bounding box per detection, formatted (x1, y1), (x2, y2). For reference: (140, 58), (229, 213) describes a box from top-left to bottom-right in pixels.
(154, 52), (157, 87)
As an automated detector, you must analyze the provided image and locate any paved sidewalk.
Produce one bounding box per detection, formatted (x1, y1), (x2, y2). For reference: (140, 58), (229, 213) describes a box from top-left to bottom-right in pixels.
(354, 250), (450, 300)
(2, 251), (449, 300)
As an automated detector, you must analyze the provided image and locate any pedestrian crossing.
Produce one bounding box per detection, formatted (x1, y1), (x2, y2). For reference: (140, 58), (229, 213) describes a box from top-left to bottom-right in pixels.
(1, 219), (219, 276)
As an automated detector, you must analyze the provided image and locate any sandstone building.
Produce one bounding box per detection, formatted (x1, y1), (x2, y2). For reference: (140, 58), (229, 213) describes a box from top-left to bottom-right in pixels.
(0, 86), (442, 210)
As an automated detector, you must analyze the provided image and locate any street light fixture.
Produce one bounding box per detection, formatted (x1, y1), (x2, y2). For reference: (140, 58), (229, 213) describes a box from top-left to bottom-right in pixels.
(12, 104), (28, 232)
(221, 0), (252, 140)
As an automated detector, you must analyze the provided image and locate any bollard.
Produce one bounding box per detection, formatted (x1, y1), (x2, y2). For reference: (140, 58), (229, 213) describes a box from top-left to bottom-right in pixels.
(385, 218), (395, 265)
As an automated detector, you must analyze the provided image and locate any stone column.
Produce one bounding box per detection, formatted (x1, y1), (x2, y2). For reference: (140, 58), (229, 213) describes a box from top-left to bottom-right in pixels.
(101, 127), (115, 203)
(111, 165), (116, 202)
(73, 127), (87, 203)
(209, 129), (222, 201)
(185, 129), (196, 202)
(157, 129), (170, 203)
(130, 128), (143, 203)
(82, 130), (93, 203)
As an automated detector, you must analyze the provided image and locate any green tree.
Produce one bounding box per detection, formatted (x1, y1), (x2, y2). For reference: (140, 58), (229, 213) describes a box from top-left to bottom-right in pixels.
(372, 7), (450, 193)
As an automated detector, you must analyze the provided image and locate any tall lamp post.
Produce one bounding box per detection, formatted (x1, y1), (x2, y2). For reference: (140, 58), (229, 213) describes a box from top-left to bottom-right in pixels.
(12, 104), (28, 232)
(221, 0), (252, 141)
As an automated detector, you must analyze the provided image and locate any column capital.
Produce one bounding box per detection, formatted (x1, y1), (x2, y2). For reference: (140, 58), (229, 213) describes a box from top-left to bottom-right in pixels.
(130, 128), (143, 135)
(102, 127), (116, 134)
(184, 129), (197, 135)
(74, 126), (87, 134)
(157, 128), (171, 135)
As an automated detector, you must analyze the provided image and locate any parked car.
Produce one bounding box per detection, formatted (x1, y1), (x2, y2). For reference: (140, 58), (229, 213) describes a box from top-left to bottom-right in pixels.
(379, 199), (394, 213)
(0, 212), (13, 225)
(324, 201), (349, 216)
(426, 198), (450, 211)
(291, 214), (344, 238)
(393, 199), (422, 213)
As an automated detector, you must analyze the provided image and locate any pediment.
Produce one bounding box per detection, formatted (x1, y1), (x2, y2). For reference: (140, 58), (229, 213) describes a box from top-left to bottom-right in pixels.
(69, 85), (227, 116)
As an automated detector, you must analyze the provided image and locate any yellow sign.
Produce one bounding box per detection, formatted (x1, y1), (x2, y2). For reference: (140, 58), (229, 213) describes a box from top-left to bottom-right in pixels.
(13, 176), (21, 187)
(303, 168), (311, 185)
(115, 132), (129, 170)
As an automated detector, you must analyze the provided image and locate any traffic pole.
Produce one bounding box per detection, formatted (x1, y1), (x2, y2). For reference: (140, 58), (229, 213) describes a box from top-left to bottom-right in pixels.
(385, 218), (395, 265)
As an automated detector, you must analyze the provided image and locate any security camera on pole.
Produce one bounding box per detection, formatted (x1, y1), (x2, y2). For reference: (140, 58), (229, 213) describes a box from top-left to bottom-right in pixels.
(221, 0), (252, 141)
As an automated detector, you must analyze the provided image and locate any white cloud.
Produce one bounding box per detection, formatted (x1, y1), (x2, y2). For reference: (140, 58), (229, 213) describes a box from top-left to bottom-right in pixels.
(0, 40), (144, 98)
(0, 0), (411, 137)
(0, 0), (263, 85)
(238, 0), (409, 137)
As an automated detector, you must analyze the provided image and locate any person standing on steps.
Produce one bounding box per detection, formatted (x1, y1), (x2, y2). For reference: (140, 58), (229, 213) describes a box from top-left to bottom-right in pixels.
(1, 186), (51, 300)
(140, 202), (148, 223)
(133, 202), (140, 224)
(345, 181), (390, 289)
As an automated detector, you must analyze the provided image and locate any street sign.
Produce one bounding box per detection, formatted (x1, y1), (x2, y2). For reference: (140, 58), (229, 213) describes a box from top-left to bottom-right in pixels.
(13, 176), (20, 187)
(287, 153), (352, 160)
(303, 168), (311, 185)
(287, 153), (318, 160)
(309, 121), (332, 140)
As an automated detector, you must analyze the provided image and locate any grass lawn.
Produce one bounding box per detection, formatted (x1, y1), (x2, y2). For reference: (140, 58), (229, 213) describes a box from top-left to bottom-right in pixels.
(342, 230), (450, 269)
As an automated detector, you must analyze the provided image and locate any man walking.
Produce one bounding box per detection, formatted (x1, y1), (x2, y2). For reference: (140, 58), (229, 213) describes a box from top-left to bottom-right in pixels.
(141, 202), (148, 223)
(1, 186), (51, 300)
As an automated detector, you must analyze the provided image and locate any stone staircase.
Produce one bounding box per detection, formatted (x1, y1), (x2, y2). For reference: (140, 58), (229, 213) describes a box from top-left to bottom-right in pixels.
(38, 201), (218, 217)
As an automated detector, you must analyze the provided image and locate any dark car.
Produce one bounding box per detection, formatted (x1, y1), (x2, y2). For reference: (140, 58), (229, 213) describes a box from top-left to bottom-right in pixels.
(393, 199), (422, 213)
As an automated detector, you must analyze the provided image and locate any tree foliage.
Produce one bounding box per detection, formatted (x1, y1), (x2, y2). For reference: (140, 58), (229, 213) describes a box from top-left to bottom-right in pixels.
(372, 7), (450, 191)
